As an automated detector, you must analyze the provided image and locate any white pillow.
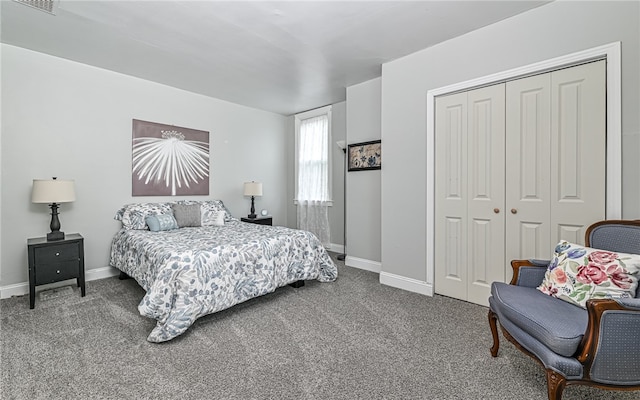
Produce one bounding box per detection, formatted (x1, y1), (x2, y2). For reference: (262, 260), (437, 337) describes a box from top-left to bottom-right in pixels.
(201, 209), (224, 226)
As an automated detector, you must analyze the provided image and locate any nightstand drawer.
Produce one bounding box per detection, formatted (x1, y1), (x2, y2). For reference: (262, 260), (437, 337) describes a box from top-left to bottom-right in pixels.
(34, 243), (79, 264)
(35, 261), (79, 285)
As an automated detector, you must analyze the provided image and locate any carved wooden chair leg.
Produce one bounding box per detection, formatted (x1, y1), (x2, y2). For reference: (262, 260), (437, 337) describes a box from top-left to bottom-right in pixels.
(488, 310), (500, 357)
(545, 369), (567, 400)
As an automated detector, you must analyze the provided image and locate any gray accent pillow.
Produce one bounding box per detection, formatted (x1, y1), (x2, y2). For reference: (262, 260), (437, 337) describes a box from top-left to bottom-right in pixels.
(171, 204), (201, 227)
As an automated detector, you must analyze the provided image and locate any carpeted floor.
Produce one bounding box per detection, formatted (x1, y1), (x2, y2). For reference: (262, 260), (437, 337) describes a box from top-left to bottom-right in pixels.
(1, 253), (637, 400)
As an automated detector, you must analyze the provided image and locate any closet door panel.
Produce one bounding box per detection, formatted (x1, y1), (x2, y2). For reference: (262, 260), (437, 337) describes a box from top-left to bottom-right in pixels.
(550, 61), (606, 246)
(467, 85), (505, 306)
(556, 224), (582, 245)
(435, 93), (468, 299)
(505, 74), (551, 271)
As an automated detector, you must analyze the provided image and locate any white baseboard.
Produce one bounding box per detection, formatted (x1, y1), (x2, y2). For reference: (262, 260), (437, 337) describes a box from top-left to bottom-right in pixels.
(0, 266), (120, 299)
(327, 243), (345, 253)
(379, 271), (433, 296)
(344, 255), (381, 273)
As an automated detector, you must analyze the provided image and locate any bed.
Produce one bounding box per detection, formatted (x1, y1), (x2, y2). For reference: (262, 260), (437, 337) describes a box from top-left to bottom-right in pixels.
(109, 200), (338, 342)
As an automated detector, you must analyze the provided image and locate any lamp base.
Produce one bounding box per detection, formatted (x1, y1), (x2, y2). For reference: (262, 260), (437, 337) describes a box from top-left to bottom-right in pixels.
(47, 231), (65, 241)
(247, 214), (257, 219)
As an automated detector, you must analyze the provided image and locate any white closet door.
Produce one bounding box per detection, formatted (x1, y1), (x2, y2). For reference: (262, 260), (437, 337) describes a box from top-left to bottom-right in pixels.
(550, 60), (606, 245)
(435, 86), (505, 306)
(505, 73), (551, 278)
(434, 61), (605, 306)
(435, 92), (468, 300)
(467, 85), (506, 305)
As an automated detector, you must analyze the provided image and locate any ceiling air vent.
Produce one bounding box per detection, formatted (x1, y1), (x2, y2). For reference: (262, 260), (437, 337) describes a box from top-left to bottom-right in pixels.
(13, 0), (57, 15)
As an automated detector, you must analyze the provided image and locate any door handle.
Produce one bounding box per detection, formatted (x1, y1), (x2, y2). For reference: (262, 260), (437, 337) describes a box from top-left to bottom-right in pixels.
(493, 208), (500, 214)
(511, 208), (518, 214)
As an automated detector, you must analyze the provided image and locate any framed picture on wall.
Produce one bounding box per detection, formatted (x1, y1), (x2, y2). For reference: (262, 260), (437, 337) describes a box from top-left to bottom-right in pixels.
(132, 119), (210, 196)
(348, 140), (381, 171)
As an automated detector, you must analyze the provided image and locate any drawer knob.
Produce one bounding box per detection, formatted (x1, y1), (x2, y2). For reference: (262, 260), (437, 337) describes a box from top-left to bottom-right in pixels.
(55, 252), (60, 256)
(56, 270), (60, 274)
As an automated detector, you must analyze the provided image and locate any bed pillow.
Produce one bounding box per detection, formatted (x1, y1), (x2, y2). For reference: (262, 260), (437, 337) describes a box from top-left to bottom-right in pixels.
(208, 200), (235, 222)
(177, 199), (235, 222)
(172, 203), (201, 227)
(201, 210), (225, 226)
(145, 214), (178, 232)
(115, 203), (172, 230)
(537, 241), (640, 308)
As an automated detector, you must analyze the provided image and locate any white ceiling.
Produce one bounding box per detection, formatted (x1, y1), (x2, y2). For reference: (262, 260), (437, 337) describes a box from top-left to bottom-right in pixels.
(1, 0), (549, 115)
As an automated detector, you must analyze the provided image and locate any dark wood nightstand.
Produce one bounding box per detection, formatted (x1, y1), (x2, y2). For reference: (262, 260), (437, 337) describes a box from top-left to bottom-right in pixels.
(241, 216), (272, 226)
(27, 233), (85, 309)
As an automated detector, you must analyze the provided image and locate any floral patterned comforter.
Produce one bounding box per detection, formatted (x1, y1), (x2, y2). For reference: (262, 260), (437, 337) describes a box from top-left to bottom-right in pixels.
(109, 220), (338, 342)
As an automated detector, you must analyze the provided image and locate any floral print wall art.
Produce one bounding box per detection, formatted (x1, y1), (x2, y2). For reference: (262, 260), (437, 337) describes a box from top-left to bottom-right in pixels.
(132, 119), (210, 196)
(348, 140), (381, 171)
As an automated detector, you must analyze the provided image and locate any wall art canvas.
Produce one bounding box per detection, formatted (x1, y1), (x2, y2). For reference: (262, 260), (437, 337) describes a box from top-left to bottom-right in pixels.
(132, 119), (210, 196)
(348, 140), (381, 171)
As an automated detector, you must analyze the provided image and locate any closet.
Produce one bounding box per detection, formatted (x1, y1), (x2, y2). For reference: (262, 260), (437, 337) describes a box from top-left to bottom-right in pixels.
(434, 60), (606, 306)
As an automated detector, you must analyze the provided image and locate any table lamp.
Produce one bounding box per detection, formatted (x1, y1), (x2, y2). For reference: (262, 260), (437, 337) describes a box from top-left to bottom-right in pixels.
(32, 177), (76, 241)
(243, 181), (262, 219)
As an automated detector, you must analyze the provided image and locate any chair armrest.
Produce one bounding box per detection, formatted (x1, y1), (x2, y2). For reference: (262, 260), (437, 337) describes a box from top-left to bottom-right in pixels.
(509, 259), (549, 287)
(577, 299), (640, 382)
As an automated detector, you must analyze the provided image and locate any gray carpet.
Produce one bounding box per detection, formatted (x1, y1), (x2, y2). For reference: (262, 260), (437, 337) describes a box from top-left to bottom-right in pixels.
(1, 254), (637, 400)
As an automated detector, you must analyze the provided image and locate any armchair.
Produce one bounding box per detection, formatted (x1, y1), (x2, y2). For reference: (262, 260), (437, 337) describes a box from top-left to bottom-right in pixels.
(488, 220), (640, 400)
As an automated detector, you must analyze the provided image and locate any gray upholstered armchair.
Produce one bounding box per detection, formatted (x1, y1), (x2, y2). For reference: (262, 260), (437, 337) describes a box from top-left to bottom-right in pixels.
(488, 220), (640, 400)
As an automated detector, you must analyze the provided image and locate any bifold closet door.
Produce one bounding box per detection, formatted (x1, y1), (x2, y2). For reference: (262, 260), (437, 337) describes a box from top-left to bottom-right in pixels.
(549, 61), (606, 246)
(504, 60), (606, 275)
(466, 85), (506, 305)
(435, 92), (468, 300)
(435, 85), (505, 305)
(504, 73), (551, 276)
(435, 60), (605, 306)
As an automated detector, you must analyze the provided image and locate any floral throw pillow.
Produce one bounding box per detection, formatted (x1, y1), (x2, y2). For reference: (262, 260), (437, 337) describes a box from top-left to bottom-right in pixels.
(537, 241), (640, 308)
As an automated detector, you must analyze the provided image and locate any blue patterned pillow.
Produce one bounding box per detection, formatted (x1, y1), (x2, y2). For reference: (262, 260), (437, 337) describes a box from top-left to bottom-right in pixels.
(145, 214), (178, 232)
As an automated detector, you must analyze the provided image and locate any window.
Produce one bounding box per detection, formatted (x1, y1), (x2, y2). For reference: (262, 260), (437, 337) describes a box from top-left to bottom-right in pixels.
(294, 105), (333, 205)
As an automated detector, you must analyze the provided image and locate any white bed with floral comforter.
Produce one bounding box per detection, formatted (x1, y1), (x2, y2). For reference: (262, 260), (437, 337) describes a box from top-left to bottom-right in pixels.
(109, 201), (337, 342)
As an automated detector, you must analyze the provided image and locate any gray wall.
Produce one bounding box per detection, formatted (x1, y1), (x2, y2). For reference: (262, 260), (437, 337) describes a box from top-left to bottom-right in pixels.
(0, 44), (289, 289)
(346, 78), (382, 266)
(381, 1), (640, 284)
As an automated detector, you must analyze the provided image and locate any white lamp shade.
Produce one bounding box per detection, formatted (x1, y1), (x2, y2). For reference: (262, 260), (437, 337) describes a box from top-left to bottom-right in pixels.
(243, 181), (263, 197)
(32, 179), (76, 203)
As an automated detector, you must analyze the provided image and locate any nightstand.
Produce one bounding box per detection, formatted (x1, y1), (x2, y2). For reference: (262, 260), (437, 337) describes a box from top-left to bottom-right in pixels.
(241, 216), (273, 226)
(27, 233), (85, 309)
